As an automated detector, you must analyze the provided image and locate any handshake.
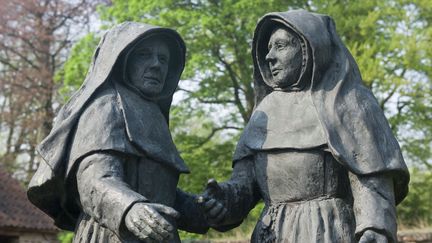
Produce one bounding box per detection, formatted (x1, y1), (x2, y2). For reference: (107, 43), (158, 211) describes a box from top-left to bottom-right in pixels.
(196, 178), (228, 227)
(124, 178), (227, 242)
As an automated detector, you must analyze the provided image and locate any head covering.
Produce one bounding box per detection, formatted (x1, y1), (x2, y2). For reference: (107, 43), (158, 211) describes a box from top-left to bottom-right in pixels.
(234, 10), (409, 204)
(258, 20), (313, 92)
(28, 22), (187, 229)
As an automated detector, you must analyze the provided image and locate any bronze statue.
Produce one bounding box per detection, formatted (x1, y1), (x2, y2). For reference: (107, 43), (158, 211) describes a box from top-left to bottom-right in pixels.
(28, 22), (207, 242)
(200, 10), (409, 243)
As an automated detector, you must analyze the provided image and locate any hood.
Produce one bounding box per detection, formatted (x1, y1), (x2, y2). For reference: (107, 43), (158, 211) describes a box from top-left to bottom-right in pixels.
(236, 10), (409, 205)
(37, 22), (186, 173)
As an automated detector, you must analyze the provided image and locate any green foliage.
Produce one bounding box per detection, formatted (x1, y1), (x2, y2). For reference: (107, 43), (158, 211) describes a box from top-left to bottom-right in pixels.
(55, 33), (100, 102)
(398, 168), (432, 227)
(58, 231), (74, 243)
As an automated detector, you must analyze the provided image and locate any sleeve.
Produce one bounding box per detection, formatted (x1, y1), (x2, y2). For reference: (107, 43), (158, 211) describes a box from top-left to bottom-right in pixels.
(349, 173), (397, 243)
(174, 189), (209, 234)
(213, 156), (261, 232)
(76, 152), (148, 237)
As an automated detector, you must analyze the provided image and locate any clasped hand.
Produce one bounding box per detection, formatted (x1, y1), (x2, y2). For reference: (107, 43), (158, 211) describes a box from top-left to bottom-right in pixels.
(124, 202), (179, 242)
(197, 178), (228, 227)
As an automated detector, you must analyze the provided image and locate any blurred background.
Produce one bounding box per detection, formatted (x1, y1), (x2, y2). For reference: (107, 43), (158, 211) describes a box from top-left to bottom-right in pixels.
(0, 0), (430, 242)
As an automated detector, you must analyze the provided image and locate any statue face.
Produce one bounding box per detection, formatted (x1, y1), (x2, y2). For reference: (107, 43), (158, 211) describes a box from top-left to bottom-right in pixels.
(265, 27), (302, 88)
(127, 37), (170, 97)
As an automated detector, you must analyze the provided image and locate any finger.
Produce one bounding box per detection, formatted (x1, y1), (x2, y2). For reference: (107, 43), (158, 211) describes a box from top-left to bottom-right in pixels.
(131, 220), (153, 242)
(144, 207), (175, 233)
(139, 211), (172, 239)
(145, 229), (165, 242)
(197, 195), (214, 214)
(203, 198), (217, 211)
(148, 222), (172, 241)
(135, 219), (170, 243)
(151, 203), (181, 219)
(146, 225), (169, 243)
(207, 178), (219, 189)
(213, 207), (228, 223)
(208, 202), (224, 217)
(206, 179), (221, 195)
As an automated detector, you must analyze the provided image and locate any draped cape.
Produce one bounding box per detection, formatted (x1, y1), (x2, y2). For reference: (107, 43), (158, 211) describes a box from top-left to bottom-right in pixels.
(27, 22), (188, 230)
(233, 10), (409, 204)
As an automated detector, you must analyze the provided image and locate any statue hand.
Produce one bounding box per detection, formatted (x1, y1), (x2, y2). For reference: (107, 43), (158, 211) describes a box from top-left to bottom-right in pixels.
(358, 229), (388, 243)
(197, 179), (228, 226)
(125, 202), (180, 242)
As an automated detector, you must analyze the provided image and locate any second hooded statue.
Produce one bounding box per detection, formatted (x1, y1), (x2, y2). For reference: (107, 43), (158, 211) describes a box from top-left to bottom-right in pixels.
(200, 10), (409, 243)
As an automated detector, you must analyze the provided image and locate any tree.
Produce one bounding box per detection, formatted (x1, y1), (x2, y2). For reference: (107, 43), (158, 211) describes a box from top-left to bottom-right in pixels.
(0, 0), (100, 182)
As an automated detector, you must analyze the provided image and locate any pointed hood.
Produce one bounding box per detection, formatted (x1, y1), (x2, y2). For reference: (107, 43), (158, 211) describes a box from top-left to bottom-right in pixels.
(235, 10), (409, 205)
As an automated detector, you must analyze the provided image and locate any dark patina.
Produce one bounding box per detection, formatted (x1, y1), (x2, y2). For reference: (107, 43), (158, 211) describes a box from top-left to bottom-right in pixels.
(28, 22), (207, 243)
(200, 10), (409, 243)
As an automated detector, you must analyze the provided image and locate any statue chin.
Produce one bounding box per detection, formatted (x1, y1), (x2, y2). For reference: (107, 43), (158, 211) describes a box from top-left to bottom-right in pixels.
(269, 77), (297, 90)
(135, 83), (164, 97)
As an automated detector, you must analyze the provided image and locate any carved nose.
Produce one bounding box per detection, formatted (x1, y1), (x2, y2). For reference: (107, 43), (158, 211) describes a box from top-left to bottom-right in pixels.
(149, 55), (161, 69)
(265, 49), (275, 62)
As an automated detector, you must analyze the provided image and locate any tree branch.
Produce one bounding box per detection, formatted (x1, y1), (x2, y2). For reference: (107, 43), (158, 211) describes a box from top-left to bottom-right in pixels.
(214, 49), (248, 123)
(380, 86), (398, 109)
(188, 126), (241, 150)
(177, 87), (236, 104)
(0, 42), (40, 70)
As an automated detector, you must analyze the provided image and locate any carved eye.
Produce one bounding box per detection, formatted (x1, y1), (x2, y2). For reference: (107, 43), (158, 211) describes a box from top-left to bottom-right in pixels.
(159, 55), (168, 64)
(275, 41), (287, 50)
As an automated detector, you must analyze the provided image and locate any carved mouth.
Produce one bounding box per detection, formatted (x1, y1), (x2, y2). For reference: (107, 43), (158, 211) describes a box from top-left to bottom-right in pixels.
(143, 76), (161, 83)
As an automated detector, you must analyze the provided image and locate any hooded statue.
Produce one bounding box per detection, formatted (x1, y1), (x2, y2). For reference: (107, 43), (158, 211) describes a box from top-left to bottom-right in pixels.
(200, 10), (409, 243)
(28, 22), (208, 242)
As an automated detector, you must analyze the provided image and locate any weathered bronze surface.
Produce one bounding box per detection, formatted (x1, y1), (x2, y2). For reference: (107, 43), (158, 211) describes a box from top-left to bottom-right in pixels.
(28, 22), (207, 243)
(200, 10), (409, 243)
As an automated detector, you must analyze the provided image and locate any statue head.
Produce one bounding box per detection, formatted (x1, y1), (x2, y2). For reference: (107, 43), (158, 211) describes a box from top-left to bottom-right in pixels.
(126, 36), (171, 97)
(265, 26), (303, 89)
(253, 20), (310, 94)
